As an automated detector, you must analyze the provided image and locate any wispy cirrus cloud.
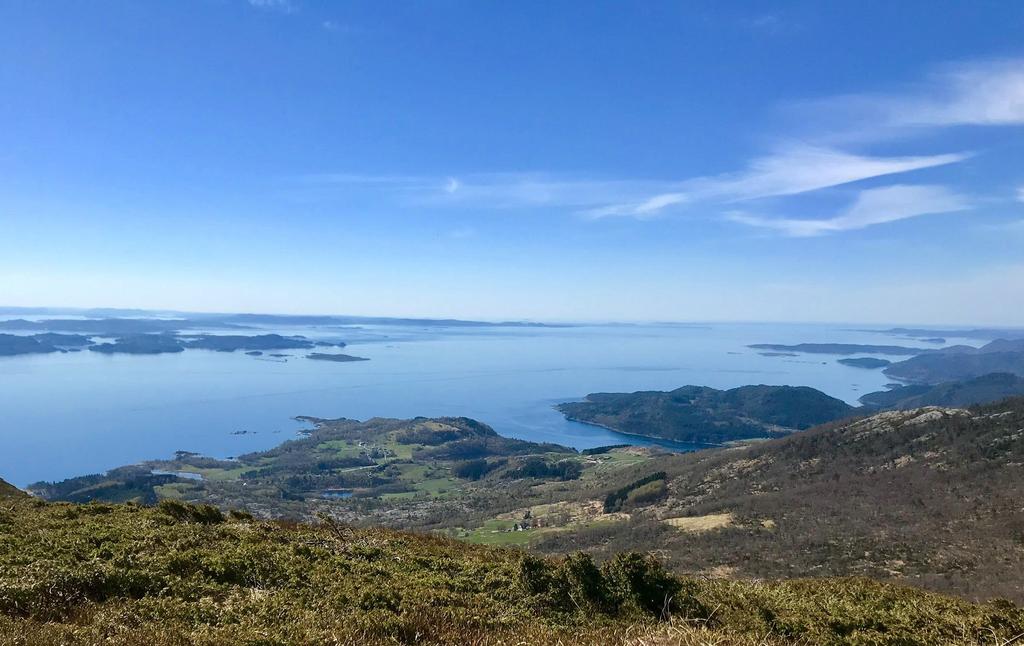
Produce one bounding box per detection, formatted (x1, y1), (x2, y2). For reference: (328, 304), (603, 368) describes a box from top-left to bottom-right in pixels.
(586, 145), (969, 218)
(297, 59), (1021, 235)
(300, 146), (968, 222)
(727, 185), (970, 237)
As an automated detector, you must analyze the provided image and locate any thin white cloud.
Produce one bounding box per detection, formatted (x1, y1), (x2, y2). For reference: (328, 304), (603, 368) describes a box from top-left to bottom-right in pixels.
(890, 59), (1024, 127)
(728, 185), (970, 236)
(585, 192), (688, 219)
(300, 171), (681, 212)
(248, 0), (296, 13)
(435, 175), (678, 211)
(743, 13), (800, 37)
(801, 59), (1024, 131)
(697, 146), (968, 201)
(1017, 186), (1024, 203)
(586, 145), (968, 218)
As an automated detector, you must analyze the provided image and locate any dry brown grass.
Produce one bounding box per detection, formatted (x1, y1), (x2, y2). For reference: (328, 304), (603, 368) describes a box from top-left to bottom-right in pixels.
(663, 513), (735, 533)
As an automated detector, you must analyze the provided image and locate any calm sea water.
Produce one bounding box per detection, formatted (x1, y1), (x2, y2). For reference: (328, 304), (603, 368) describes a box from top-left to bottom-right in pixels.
(0, 322), (956, 486)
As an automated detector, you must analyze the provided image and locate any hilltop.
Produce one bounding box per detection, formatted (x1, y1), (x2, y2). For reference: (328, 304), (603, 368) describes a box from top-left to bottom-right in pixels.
(0, 493), (1021, 645)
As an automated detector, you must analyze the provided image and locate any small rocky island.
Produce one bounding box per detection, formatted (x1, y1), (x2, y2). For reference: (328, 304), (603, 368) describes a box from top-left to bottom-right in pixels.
(837, 357), (891, 369)
(306, 353), (369, 362)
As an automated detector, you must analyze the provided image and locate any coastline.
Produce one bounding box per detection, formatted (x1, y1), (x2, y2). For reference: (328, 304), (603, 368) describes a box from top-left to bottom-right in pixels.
(556, 408), (722, 450)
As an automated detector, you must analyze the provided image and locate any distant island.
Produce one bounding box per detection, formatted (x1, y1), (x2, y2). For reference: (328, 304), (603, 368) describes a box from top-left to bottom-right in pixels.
(89, 334), (185, 355)
(1, 330), (351, 356)
(0, 333), (93, 356)
(866, 327), (1024, 341)
(306, 352), (369, 362)
(0, 317), (244, 335)
(557, 384), (853, 445)
(837, 357), (891, 369)
(182, 334), (334, 352)
(749, 343), (926, 356)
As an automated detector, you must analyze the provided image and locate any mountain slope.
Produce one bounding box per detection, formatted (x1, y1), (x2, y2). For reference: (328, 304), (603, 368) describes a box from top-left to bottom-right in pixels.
(537, 398), (1024, 603)
(557, 385), (854, 444)
(0, 478), (23, 498)
(0, 493), (1021, 645)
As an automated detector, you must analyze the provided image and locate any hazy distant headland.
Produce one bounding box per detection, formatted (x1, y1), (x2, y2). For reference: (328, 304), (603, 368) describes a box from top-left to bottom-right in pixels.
(748, 343), (926, 355)
(862, 327), (1024, 341)
(881, 338), (1024, 383)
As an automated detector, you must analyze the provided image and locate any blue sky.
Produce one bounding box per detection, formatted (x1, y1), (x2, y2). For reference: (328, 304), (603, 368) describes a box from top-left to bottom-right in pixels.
(1, 1), (1023, 323)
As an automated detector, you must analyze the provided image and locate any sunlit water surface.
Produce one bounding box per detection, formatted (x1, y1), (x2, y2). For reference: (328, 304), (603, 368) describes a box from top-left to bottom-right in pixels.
(0, 322), (959, 486)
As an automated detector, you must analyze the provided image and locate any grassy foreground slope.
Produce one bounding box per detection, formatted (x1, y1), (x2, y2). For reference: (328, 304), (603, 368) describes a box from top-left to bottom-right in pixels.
(0, 491), (1023, 645)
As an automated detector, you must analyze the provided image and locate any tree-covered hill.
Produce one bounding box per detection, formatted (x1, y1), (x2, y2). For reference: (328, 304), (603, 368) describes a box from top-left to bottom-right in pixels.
(0, 493), (1021, 645)
(860, 372), (1024, 409)
(557, 384), (854, 444)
